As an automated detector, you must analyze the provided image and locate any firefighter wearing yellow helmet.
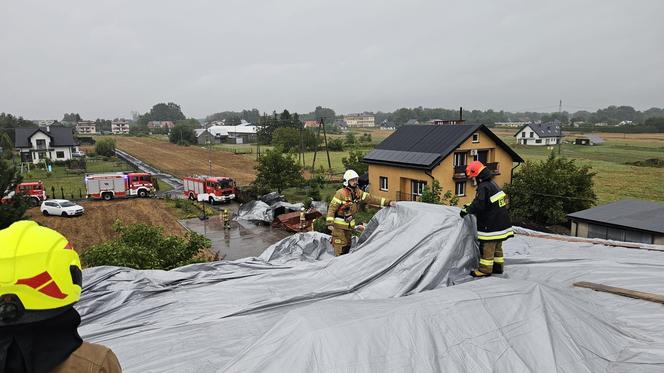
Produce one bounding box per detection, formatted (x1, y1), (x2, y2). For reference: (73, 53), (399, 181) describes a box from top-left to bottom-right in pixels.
(326, 170), (396, 256)
(0, 220), (121, 372)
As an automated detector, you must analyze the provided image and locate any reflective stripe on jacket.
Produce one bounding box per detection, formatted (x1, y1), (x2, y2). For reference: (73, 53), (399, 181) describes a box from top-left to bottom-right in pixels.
(326, 187), (389, 230)
(466, 176), (513, 241)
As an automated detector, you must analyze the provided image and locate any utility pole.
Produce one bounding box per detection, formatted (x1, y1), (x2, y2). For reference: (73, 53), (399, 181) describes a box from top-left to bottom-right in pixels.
(558, 99), (562, 155)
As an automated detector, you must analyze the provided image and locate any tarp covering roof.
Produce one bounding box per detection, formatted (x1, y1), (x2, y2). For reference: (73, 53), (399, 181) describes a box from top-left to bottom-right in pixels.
(77, 202), (664, 372)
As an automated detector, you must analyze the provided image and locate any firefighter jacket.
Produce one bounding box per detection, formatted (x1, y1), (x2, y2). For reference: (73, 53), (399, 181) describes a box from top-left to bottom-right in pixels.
(466, 176), (513, 242)
(326, 187), (390, 230)
(52, 342), (122, 373)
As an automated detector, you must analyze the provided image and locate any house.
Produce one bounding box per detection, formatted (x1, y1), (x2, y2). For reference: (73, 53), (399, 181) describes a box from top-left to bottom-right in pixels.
(147, 121), (176, 130)
(568, 199), (664, 245)
(428, 119), (465, 125)
(195, 125), (258, 145)
(380, 120), (396, 130)
(14, 126), (78, 164)
(514, 122), (561, 146)
(76, 121), (96, 134)
(344, 114), (375, 128)
(333, 119), (348, 129)
(304, 120), (319, 129)
(404, 119), (420, 125)
(111, 120), (130, 134)
(574, 134), (605, 146)
(363, 124), (523, 204)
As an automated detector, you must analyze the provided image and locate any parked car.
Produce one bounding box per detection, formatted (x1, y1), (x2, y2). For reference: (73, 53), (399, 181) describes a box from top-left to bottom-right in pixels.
(40, 199), (85, 217)
(72, 150), (86, 157)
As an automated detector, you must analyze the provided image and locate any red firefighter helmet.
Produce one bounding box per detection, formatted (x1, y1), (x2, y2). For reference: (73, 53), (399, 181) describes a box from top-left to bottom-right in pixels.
(465, 161), (486, 178)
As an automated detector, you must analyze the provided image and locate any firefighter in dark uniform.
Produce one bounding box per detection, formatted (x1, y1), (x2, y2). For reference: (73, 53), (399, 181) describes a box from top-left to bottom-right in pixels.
(326, 170), (396, 256)
(460, 161), (514, 277)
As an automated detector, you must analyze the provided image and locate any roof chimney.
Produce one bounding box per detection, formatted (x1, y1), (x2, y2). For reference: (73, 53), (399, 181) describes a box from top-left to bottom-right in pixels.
(46, 125), (50, 132)
(459, 107), (463, 121)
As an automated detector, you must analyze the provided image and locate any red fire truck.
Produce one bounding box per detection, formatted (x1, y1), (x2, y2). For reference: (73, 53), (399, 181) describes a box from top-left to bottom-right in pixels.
(85, 172), (155, 201)
(1, 181), (47, 206)
(183, 175), (236, 204)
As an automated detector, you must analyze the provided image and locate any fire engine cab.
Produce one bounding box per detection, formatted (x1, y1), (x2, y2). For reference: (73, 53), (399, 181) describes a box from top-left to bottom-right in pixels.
(183, 175), (236, 204)
(1, 181), (47, 206)
(85, 172), (155, 201)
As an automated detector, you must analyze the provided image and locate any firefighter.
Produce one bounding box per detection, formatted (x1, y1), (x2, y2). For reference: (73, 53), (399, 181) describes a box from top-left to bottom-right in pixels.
(0, 221), (122, 372)
(222, 209), (231, 230)
(326, 169), (396, 256)
(460, 160), (514, 277)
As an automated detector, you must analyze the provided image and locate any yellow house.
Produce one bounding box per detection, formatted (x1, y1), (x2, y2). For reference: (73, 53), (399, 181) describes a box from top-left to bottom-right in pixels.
(363, 124), (524, 206)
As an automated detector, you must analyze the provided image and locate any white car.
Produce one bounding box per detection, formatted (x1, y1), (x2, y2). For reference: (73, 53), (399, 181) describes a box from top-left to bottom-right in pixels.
(40, 199), (85, 217)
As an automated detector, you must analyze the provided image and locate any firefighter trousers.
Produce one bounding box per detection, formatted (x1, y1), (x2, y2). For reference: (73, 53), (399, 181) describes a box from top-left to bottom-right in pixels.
(478, 240), (504, 274)
(331, 228), (352, 256)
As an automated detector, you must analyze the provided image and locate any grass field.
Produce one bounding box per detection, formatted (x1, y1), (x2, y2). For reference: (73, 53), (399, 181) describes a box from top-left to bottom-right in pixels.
(492, 129), (664, 204)
(114, 137), (257, 185)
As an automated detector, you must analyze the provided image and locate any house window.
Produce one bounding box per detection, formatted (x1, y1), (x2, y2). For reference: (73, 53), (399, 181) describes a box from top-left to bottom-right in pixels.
(529, 132), (534, 138)
(455, 181), (465, 196)
(411, 180), (426, 197)
(36, 139), (46, 149)
(535, 139), (542, 144)
(522, 132), (526, 138)
(472, 133), (480, 143)
(56, 151), (64, 158)
(453, 152), (467, 167)
(379, 176), (388, 191)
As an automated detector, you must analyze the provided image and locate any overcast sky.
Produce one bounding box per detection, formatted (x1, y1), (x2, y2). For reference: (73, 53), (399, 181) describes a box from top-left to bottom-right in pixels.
(1, 0), (663, 119)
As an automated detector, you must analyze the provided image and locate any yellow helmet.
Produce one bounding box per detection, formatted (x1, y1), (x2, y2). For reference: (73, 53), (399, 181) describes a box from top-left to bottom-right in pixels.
(0, 221), (82, 325)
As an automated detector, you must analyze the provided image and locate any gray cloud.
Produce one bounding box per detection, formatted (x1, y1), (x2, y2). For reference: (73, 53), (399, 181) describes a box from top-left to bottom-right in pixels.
(1, 0), (663, 119)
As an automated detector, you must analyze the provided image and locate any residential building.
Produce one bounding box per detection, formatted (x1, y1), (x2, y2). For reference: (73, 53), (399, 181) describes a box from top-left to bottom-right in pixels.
(428, 119), (465, 125)
(14, 126), (78, 164)
(304, 120), (319, 129)
(514, 122), (561, 146)
(568, 199), (664, 245)
(363, 124), (523, 205)
(76, 120), (96, 134)
(344, 114), (375, 128)
(147, 121), (176, 129)
(195, 125), (258, 145)
(334, 119), (348, 129)
(574, 134), (605, 146)
(404, 119), (420, 125)
(111, 120), (130, 134)
(35, 120), (57, 127)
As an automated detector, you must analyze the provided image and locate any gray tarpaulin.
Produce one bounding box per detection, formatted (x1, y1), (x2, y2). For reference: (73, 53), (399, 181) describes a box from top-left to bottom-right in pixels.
(236, 200), (273, 223)
(77, 202), (664, 372)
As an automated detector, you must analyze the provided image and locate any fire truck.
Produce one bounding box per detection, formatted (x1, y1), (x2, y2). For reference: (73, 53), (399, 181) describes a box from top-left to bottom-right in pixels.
(1, 181), (47, 206)
(183, 175), (236, 204)
(85, 172), (155, 201)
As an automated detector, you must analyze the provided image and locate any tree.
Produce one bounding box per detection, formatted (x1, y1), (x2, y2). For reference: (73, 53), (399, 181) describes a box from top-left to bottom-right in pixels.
(95, 138), (116, 157)
(1, 113), (36, 143)
(327, 138), (344, 151)
(645, 117), (664, 132)
(345, 132), (356, 145)
(314, 106), (336, 124)
(148, 102), (186, 121)
(169, 124), (196, 145)
(505, 153), (596, 225)
(176, 118), (201, 128)
(272, 128), (300, 152)
(0, 132), (13, 160)
(62, 113), (81, 123)
(81, 221), (212, 269)
(341, 150), (367, 175)
(129, 123), (149, 136)
(420, 179), (459, 206)
(253, 148), (303, 193)
(0, 160), (28, 229)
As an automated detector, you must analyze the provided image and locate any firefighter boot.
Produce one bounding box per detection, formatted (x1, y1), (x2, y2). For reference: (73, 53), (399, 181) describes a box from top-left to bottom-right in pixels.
(493, 241), (504, 274)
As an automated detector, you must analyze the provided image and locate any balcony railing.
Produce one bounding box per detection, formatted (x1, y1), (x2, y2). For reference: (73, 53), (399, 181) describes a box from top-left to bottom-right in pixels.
(453, 162), (500, 179)
(396, 191), (421, 202)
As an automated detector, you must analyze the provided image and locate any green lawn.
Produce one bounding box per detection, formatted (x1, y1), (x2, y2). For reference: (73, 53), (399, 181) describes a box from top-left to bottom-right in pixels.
(498, 136), (664, 204)
(20, 157), (172, 199)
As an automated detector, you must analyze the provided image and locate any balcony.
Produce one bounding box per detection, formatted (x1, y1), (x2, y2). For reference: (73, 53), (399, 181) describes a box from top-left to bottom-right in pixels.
(396, 191), (422, 202)
(453, 162), (500, 180)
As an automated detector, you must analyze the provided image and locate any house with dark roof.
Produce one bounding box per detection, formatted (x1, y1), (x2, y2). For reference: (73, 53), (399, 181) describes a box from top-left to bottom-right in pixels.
(514, 122), (561, 146)
(574, 133), (605, 146)
(568, 199), (664, 245)
(404, 119), (420, 125)
(363, 124), (523, 203)
(14, 126), (78, 164)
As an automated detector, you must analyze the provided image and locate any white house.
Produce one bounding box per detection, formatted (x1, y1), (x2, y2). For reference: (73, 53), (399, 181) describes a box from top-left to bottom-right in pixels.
(14, 127), (78, 164)
(514, 122), (561, 146)
(76, 120), (97, 134)
(195, 124), (258, 145)
(111, 120), (130, 134)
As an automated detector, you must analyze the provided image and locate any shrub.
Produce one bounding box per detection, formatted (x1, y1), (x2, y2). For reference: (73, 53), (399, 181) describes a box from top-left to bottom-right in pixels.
(95, 138), (116, 157)
(420, 179), (459, 206)
(327, 138), (344, 151)
(81, 221), (212, 270)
